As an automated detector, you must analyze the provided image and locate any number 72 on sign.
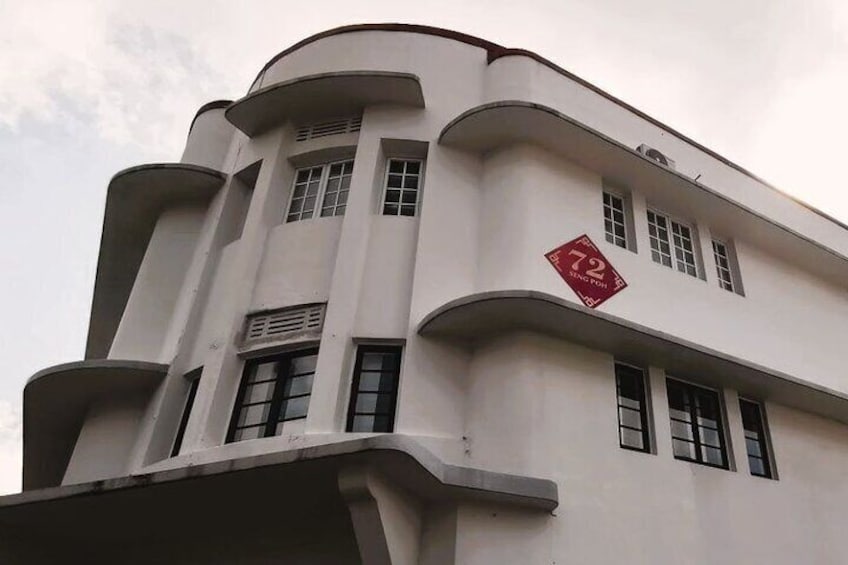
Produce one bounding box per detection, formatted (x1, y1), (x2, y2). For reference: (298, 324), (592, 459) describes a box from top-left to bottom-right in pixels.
(545, 234), (628, 309)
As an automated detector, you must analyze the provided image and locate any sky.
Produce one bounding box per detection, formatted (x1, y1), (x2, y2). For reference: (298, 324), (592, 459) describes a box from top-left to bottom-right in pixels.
(0, 0), (846, 495)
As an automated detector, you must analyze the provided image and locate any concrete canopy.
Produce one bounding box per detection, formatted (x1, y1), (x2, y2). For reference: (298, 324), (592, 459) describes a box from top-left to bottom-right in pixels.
(23, 360), (168, 491)
(439, 101), (848, 286)
(418, 290), (848, 426)
(85, 164), (226, 359)
(1, 436), (557, 561)
(226, 71), (425, 137)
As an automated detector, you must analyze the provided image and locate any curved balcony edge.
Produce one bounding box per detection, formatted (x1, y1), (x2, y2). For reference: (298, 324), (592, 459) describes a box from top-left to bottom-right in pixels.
(85, 163), (226, 360)
(438, 100), (848, 281)
(187, 99), (233, 135)
(418, 289), (848, 426)
(4, 434), (557, 515)
(226, 70), (425, 137)
(23, 360), (169, 491)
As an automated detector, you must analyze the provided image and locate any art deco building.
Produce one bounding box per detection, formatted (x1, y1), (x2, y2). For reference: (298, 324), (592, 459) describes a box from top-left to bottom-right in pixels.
(2, 23), (847, 564)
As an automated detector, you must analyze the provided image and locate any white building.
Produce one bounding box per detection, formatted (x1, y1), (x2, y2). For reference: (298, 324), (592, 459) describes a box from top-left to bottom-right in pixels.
(2, 23), (848, 564)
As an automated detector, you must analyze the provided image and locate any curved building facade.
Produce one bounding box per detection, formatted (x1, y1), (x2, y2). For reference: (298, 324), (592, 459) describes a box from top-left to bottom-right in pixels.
(3, 24), (848, 564)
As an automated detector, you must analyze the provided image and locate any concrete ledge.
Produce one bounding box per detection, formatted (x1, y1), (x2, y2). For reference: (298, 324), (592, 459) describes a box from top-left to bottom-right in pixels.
(439, 101), (848, 285)
(23, 360), (169, 491)
(86, 163), (226, 359)
(4, 435), (557, 512)
(418, 289), (848, 426)
(226, 70), (425, 137)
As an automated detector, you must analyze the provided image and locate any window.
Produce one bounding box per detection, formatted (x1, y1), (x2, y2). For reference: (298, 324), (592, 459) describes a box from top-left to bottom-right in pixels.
(647, 210), (698, 277)
(739, 399), (774, 478)
(382, 159), (423, 217)
(711, 240), (735, 291)
(171, 368), (202, 457)
(615, 363), (651, 452)
(603, 192), (628, 249)
(346, 345), (402, 433)
(227, 349), (318, 443)
(286, 160), (354, 222)
(666, 379), (728, 468)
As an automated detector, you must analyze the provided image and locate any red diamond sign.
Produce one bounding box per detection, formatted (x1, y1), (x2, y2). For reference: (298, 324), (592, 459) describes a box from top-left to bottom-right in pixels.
(545, 234), (628, 308)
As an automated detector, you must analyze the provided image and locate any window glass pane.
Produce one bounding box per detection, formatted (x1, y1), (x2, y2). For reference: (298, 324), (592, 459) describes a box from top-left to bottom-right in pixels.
(279, 396), (310, 421)
(673, 439), (696, 460)
(385, 190), (401, 203)
(620, 428), (645, 450)
(351, 415), (375, 432)
(283, 374), (313, 397)
(232, 425), (264, 442)
(383, 203), (398, 215)
(400, 205), (416, 216)
(247, 362), (277, 384)
(358, 371), (395, 392)
(388, 174), (403, 188)
(749, 457), (766, 476)
(237, 403), (271, 428)
(746, 438), (763, 458)
(403, 176), (418, 189)
(670, 420), (694, 441)
(618, 407), (642, 429)
(355, 393), (379, 413)
(389, 160), (404, 174)
(702, 446), (725, 466)
(243, 381), (276, 404)
(290, 354), (317, 376)
(406, 161), (421, 174)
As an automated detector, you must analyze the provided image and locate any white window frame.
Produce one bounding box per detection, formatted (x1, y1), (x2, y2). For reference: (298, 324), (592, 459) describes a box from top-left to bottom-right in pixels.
(380, 158), (425, 217)
(285, 159), (354, 223)
(602, 190), (629, 249)
(647, 209), (699, 277)
(711, 239), (735, 292)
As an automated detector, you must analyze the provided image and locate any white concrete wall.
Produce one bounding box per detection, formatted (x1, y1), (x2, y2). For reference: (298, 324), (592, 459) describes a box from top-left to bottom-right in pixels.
(62, 394), (147, 485)
(181, 107), (236, 170)
(452, 331), (848, 565)
(109, 204), (206, 362)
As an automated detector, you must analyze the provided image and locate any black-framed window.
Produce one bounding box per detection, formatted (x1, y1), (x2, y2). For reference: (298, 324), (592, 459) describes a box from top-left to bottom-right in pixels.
(739, 399), (774, 479)
(615, 363), (651, 452)
(603, 192), (628, 249)
(666, 379), (729, 469)
(227, 349), (318, 443)
(346, 345), (402, 433)
(382, 159), (423, 217)
(171, 367), (202, 457)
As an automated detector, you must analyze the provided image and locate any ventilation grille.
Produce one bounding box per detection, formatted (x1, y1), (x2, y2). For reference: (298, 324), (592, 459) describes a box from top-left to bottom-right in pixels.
(244, 304), (325, 345)
(295, 116), (362, 141)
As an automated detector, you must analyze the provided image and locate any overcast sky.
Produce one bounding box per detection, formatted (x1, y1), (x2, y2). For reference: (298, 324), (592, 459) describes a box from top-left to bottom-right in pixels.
(1, 0), (846, 495)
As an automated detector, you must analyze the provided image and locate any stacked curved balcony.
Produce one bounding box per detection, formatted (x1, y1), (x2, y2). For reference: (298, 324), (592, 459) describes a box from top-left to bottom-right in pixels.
(23, 103), (232, 490)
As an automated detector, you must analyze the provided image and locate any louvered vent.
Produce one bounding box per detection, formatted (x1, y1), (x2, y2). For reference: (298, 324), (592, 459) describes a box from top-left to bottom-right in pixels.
(243, 304), (325, 345)
(295, 116), (362, 141)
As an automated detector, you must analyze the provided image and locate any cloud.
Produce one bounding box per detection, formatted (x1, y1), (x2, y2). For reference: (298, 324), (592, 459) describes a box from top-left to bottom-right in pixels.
(0, 401), (22, 495)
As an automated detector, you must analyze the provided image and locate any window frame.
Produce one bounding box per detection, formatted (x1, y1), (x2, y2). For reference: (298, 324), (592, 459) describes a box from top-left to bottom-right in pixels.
(346, 344), (403, 433)
(170, 367), (202, 457)
(647, 209), (700, 278)
(602, 190), (629, 250)
(226, 347), (319, 443)
(666, 378), (730, 470)
(285, 159), (354, 223)
(614, 362), (652, 454)
(739, 398), (775, 479)
(380, 158), (425, 217)
(711, 239), (735, 292)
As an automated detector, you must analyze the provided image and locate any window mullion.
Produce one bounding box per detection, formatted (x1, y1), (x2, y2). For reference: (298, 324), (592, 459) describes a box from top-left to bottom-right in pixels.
(688, 390), (703, 463)
(264, 358), (290, 438)
(315, 164), (330, 217)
